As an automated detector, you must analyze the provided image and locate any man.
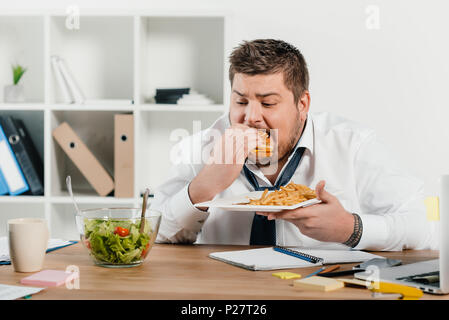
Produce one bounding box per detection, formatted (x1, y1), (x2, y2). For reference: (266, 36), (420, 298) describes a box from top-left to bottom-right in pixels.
(152, 39), (434, 251)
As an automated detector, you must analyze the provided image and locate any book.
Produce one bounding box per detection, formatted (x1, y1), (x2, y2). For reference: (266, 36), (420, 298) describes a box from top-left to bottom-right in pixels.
(155, 88), (190, 104)
(0, 124), (29, 195)
(209, 247), (383, 271)
(52, 122), (114, 196)
(0, 116), (44, 195)
(51, 55), (73, 104)
(56, 57), (85, 104)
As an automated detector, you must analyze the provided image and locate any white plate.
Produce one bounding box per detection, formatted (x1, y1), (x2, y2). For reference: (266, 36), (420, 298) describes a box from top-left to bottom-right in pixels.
(194, 190), (322, 212)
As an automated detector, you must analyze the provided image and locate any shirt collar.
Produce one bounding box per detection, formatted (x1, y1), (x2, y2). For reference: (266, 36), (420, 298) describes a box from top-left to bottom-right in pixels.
(294, 113), (314, 156)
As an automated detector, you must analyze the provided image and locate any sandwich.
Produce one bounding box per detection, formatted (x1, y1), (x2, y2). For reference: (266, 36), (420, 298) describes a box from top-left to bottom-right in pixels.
(252, 131), (273, 157)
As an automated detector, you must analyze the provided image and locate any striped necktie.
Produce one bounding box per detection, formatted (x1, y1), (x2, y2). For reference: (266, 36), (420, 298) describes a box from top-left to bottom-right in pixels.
(243, 147), (306, 245)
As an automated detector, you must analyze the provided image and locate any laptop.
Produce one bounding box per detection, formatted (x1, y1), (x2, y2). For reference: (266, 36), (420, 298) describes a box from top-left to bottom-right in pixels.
(355, 175), (449, 295)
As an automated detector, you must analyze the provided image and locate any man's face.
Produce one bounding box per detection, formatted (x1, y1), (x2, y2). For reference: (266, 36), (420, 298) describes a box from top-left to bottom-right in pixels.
(229, 72), (309, 165)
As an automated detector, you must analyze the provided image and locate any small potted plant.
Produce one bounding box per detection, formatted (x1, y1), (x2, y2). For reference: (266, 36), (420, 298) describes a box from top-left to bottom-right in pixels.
(4, 64), (27, 103)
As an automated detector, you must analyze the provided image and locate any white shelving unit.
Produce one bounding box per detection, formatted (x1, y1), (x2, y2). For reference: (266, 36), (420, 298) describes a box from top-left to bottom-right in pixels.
(0, 11), (228, 240)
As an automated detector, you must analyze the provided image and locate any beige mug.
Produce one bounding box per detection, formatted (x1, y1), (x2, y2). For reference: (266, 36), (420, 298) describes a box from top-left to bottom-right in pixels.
(8, 218), (49, 273)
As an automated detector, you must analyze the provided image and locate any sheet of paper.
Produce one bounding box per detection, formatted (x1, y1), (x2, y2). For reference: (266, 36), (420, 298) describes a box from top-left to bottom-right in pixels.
(0, 284), (44, 300)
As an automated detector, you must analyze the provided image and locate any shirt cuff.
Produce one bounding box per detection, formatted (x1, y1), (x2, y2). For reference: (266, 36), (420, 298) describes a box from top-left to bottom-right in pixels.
(169, 184), (210, 234)
(353, 213), (389, 251)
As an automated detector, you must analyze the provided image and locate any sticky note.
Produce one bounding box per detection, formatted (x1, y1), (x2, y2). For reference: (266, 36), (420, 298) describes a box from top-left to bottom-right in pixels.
(293, 276), (344, 292)
(20, 270), (79, 287)
(424, 197), (439, 221)
(272, 272), (302, 280)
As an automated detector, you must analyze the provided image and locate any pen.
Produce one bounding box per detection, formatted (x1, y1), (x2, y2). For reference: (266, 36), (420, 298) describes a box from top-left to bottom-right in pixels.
(304, 267), (327, 279)
(303, 265), (341, 278)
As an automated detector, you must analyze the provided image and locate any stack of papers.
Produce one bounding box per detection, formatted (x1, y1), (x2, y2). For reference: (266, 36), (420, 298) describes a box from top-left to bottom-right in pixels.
(0, 237), (77, 265)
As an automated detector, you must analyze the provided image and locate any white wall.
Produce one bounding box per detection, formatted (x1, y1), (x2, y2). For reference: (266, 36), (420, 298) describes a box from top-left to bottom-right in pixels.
(2, 0), (448, 195)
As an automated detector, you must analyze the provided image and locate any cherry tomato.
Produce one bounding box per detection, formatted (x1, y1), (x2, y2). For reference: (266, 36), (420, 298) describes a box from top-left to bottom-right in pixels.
(114, 226), (130, 237)
(141, 243), (150, 257)
(84, 239), (91, 249)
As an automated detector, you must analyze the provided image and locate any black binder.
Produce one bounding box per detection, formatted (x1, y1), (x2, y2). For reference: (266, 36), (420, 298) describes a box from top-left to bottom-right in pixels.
(0, 116), (44, 195)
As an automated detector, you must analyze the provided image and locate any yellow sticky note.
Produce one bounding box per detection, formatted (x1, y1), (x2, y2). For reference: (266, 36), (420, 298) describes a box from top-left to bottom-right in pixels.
(424, 197), (439, 221)
(272, 272), (302, 280)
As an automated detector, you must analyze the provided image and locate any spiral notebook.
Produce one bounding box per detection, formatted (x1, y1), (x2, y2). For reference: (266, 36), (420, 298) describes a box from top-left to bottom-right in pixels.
(209, 246), (382, 271)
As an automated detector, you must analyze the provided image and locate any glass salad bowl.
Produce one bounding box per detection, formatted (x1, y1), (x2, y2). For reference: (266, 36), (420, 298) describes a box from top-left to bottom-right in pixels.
(75, 208), (161, 268)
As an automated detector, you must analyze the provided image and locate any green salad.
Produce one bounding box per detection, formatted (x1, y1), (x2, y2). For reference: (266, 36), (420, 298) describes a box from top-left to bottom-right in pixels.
(83, 218), (152, 264)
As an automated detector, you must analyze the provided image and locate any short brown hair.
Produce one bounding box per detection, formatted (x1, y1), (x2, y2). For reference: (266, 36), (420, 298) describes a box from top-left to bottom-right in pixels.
(229, 39), (309, 104)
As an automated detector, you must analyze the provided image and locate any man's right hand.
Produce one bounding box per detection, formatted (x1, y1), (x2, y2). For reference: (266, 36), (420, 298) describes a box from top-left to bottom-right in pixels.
(188, 124), (259, 207)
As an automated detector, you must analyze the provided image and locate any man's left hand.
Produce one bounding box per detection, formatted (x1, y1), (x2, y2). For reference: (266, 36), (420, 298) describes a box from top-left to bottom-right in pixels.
(256, 180), (355, 243)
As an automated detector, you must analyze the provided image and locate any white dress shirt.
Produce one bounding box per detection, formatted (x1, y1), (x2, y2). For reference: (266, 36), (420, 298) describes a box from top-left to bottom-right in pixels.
(151, 111), (436, 251)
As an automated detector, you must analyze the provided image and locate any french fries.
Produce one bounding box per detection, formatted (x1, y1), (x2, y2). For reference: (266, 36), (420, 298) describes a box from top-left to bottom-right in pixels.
(247, 182), (316, 206)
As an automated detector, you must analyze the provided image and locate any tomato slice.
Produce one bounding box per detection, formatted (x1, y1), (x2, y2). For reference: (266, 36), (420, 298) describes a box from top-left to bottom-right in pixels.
(114, 226), (130, 237)
(120, 227), (130, 237)
(141, 243), (150, 257)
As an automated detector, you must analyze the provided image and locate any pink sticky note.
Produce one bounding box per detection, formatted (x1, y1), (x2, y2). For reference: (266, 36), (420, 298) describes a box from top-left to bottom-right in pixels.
(20, 270), (79, 287)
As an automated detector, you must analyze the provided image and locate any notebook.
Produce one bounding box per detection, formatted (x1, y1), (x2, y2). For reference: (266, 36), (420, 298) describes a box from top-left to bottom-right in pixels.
(209, 247), (383, 271)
